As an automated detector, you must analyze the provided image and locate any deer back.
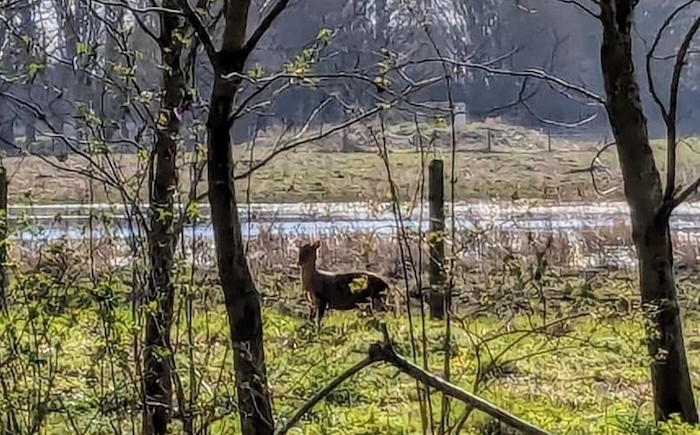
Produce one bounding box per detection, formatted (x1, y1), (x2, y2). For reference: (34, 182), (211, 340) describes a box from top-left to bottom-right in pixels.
(317, 270), (389, 308)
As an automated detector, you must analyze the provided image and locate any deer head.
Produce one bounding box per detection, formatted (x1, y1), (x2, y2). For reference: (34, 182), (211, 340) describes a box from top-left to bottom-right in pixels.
(296, 240), (320, 266)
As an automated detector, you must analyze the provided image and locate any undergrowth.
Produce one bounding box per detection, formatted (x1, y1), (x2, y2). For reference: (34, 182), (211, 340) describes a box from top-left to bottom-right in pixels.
(3, 273), (700, 434)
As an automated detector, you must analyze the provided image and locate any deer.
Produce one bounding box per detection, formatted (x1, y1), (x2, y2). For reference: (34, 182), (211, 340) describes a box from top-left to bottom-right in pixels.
(295, 240), (390, 324)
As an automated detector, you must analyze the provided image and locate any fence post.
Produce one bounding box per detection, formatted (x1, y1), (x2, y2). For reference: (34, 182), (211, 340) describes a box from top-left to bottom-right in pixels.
(428, 159), (446, 319)
(0, 166), (8, 312)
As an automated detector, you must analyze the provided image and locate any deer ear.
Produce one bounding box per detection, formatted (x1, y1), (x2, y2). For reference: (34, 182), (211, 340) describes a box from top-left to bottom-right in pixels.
(311, 240), (321, 249)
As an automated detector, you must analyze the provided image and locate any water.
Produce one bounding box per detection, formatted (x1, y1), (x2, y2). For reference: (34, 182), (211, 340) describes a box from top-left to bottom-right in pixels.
(10, 200), (700, 242)
(14, 200), (700, 270)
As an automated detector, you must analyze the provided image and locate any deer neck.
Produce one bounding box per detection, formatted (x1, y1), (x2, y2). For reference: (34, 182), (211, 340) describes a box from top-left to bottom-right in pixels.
(300, 261), (320, 293)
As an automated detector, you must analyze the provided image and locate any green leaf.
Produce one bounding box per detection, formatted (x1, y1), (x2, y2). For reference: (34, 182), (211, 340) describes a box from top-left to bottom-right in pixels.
(76, 41), (89, 55)
(248, 63), (264, 80)
(316, 27), (332, 43)
(27, 62), (44, 77)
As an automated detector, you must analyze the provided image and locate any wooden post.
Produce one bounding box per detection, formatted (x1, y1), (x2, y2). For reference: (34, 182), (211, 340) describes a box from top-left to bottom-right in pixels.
(0, 166), (8, 312)
(428, 159), (446, 319)
(547, 130), (552, 152)
(486, 130), (492, 152)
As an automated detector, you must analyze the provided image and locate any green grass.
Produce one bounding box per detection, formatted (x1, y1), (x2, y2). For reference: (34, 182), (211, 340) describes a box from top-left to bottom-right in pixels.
(8, 121), (700, 204)
(5, 287), (700, 434)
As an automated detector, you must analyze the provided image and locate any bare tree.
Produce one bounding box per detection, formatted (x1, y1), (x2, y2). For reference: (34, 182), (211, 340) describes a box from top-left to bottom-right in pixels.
(594, 0), (700, 423)
(142, 2), (189, 434)
(177, 0), (294, 432)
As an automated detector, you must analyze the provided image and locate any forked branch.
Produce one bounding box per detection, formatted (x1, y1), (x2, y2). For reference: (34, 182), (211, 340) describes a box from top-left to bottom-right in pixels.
(664, 15), (700, 205)
(645, 2), (700, 213)
(178, 0), (291, 68)
(242, 0), (292, 57)
(275, 323), (552, 435)
(177, 0), (217, 61)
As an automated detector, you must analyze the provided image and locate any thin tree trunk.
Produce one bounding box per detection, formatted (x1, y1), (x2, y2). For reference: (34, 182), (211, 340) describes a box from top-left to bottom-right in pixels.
(102, 6), (125, 141)
(207, 57), (275, 435)
(204, 2), (275, 431)
(599, 0), (698, 423)
(142, 2), (186, 434)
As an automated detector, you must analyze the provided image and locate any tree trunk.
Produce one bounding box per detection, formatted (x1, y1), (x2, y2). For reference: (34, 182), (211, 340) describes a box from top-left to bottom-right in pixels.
(142, 3), (185, 434)
(599, 0), (698, 423)
(203, 0), (275, 428)
(102, 6), (126, 142)
(206, 52), (275, 433)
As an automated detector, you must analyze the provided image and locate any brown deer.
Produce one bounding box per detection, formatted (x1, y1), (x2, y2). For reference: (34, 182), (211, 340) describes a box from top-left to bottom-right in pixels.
(295, 240), (390, 324)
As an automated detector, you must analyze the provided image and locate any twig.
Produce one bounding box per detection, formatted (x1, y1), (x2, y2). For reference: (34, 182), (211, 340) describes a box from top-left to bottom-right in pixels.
(554, 0), (600, 19)
(370, 324), (552, 435)
(274, 356), (381, 435)
(176, 0), (217, 62)
(277, 323), (553, 435)
(241, 0), (292, 57)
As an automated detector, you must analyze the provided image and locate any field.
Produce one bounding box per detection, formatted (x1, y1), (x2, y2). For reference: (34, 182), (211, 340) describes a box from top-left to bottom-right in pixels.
(8, 120), (700, 204)
(5, 301), (700, 434)
(4, 224), (700, 434)
(5, 119), (700, 434)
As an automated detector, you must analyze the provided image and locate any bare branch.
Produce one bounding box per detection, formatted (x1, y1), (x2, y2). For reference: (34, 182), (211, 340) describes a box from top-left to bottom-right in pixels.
(560, 141), (618, 196)
(274, 356), (380, 435)
(589, 142), (620, 196)
(652, 49), (700, 61)
(91, 0), (184, 16)
(555, 0), (600, 19)
(522, 101), (598, 127)
(644, 0), (696, 125)
(177, 0), (218, 62)
(401, 57), (605, 104)
(664, 16), (700, 203)
(233, 107), (378, 180)
(241, 0), (292, 57)
(671, 176), (700, 209)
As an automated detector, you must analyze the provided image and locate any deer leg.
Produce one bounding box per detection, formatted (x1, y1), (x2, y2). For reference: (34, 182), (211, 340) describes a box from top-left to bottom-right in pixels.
(371, 295), (386, 313)
(306, 291), (318, 322)
(316, 300), (328, 325)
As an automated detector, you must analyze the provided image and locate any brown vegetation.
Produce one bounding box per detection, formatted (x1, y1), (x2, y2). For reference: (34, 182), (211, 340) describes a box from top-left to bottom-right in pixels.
(8, 124), (700, 205)
(13, 220), (700, 318)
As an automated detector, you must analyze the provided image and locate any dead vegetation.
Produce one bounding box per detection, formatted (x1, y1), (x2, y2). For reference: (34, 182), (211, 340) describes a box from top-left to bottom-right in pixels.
(10, 219), (700, 318)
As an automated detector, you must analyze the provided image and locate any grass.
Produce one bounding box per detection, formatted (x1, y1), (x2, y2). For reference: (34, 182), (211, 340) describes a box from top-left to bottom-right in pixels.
(4, 289), (700, 435)
(7, 120), (700, 204)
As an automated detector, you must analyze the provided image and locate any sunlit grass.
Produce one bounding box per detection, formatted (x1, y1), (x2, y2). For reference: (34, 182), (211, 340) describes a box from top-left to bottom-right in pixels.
(4, 292), (700, 434)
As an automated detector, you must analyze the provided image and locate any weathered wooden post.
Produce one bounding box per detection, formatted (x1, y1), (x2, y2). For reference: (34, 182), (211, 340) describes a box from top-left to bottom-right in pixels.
(0, 166), (8, 312)
(428, 159), (446, 319)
